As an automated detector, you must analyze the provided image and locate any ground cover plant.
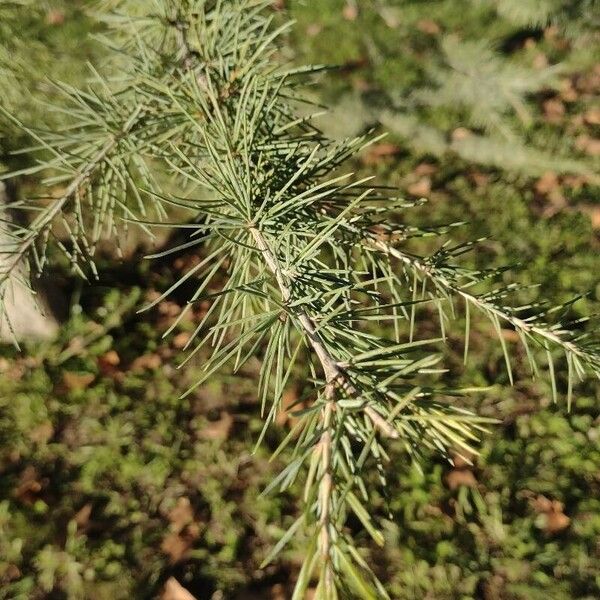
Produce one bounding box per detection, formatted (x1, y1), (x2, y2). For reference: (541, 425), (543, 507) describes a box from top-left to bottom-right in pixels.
(0, 1), (599, 599)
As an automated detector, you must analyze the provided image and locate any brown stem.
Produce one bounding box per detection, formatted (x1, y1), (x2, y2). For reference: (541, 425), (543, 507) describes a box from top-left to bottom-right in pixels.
(249, 226), (398, 438)
(319, 383), (336, 591)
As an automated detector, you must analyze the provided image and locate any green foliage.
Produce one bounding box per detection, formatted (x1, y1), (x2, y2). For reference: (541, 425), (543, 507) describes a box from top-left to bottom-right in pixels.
(0, 1), (599, 598)
(295, 0), (599, 177)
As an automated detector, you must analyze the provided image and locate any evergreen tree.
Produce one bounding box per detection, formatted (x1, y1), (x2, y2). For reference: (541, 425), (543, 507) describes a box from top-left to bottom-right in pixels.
(1, 1), (599, 597)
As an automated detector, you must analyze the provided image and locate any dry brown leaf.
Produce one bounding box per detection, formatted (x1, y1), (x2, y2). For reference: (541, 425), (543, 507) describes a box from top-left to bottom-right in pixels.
(468, 170), (491, 188)
(14, 466), (45, 504)
(46, 10), (65, 25)
(531, 495), (571, 534)
(535, 171), (560, 195)
(543, 99), (565, 124)
(200, 412), (234, 440)
(544, 510), (571, 534)
(75, 503), (93, 529)
(158, 301), (182, 317)
(451, 127), (472, 141)
(416, 19), (440, 35)
(99, 350), (120, 367)
(414, 162), (437, 177)
(559, 79), (578, 102)
(343, 3), (358, 21)
(29, 422), (54, 445)
(270, 584), (286, 600)
(361, 143), (401, 166)
(98, 350), (121, 376)
(161, 533), (191, 563)
(562, 174), (589, 190)
(3, 564), (20, 582)
(501, 329), (521, 343)
(131, 353), (162, 371)
(172, 331), (191, 349)
(581, 204), (600, 230)
(533, 53), (549, 69)
(169, 498), (195, 534)
(583, 108), (600, 125)
(407, 177), (431, 197)
(574, 66), (600, 93)
(276, 386), (303, 427)
(62, 371), (95, 392)
(162, 577), (198, 600)
(306, 23), (322, 37)
(575, 135), (600, 156)
(446, 469), (477, 490)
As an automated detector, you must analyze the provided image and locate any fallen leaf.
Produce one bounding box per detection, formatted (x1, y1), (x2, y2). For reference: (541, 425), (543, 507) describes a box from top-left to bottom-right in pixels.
(533, 53), (549, 69)
(131, 353), (162, 371)
(98, 350), (121, 376)
(575, 135), (600, 156)
(75, 504), (93, 529)
(343, 3), (358, 21)
(172, 331), (191, 349)
(416, 19), (440, 35)
(559, 79), (578, 102)
(544, 510), (571, 534)
(581, 204), (600, 230)
(270, 584), (286, 600)
(158, 301), (182, 317)
(543, 25), (559, 40)
(535, 171), (560, 195)
(562, 174), (589, 190)
(534, 171), (565, 215)
(501, 329), (520, 343)
(99, 350), (120, 367)
(46, 10), (65, 25)
(200, 412), (234, 440)
(29, 422), (54, 445)
(361, 143), (401, 166)
(162, 577), (198, 600)
(276, 386), (303, 427)
(352, 77), (371, 92)
(14, 466), (45, 504)
(451, 127), (472, 141)
(468, 170), (490, 188)
(4, 564), (20, 582)
(446, 469), (477, 490)
(306, 23), (322, 37)
(407, 177), (431, 197)
(168, 498), (195, 534)
(574, 66), (600, 93)
(161, 533), (191, 563)
(543, 98), (565, 123)
(414, 162), (437, 177)
(531, 495), (571, 534)
(62, 371), (95, 392)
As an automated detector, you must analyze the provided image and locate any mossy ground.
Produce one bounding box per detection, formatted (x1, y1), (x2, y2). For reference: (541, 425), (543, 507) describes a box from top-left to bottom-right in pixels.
(1, 2), (599, 599)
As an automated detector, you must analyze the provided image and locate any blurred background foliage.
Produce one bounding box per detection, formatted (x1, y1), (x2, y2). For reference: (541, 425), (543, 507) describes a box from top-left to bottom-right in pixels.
(0, 0), (599, 598)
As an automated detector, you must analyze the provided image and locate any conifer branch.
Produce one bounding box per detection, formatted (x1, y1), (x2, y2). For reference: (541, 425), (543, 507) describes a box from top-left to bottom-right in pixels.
(0, 106), (140, 280)
(250, 225), (399, 438)
(318, 383), (336, 592)
(367, 236), (600, 381)
(3, 2), (599, 597)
